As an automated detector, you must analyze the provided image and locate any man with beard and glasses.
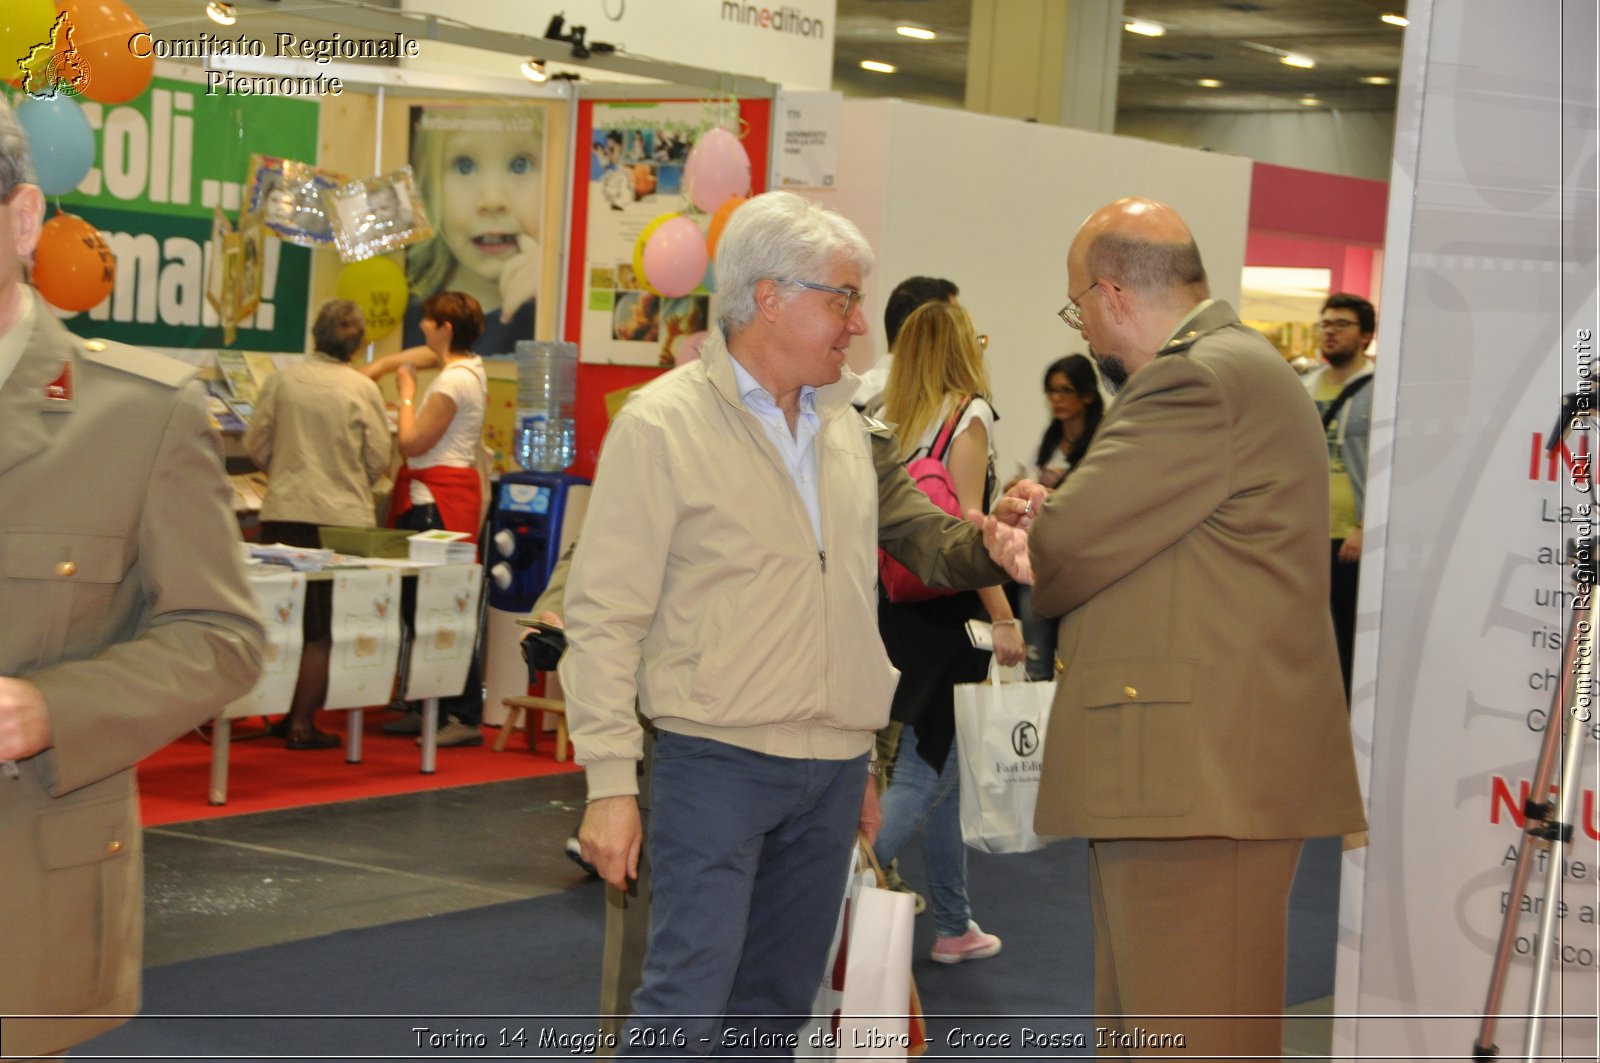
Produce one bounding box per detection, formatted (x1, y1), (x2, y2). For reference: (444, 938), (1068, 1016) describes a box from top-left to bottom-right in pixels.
(1302, 293), (1376, 703)
(982, 196), (1366, 1060)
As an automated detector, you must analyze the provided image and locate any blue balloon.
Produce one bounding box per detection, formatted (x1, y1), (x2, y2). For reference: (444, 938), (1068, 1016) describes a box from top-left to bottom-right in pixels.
(701, 260), (716, 293)
(17, 95), (96, 196)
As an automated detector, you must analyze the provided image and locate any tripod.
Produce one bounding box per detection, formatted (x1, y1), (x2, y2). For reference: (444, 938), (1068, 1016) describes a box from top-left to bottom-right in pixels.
(1474, 396), (1596, 1061)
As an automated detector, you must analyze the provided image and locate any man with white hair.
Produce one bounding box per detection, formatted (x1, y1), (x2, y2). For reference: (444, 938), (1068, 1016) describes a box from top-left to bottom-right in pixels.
(562, 190), (1007, 1051)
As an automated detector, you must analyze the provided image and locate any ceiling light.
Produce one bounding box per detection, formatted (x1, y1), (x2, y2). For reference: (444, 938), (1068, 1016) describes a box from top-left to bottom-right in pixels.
(1381, 13), (1410, 27)
(520, 58), (547, 83)
(205, 2), (236, 26)
(1280, 52), (1316, 69)
(896, 25), (936, 41)
(860, 60), (896, 74)
(1360, 75), (1394, 85)
(1124, 19), (1166, 38)
(1197, 78), (1223, 88)
(1299, 96), (1321, 106)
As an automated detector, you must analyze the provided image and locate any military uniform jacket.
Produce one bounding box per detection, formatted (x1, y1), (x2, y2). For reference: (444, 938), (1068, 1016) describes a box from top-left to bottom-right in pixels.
(1028, 301), (1366, 841)
(0, 295), (264, 1055)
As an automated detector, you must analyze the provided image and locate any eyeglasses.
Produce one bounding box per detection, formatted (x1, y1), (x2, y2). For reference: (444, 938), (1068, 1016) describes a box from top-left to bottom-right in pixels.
(1044, 387), (1077, 398)
(1058, 281), (1101, 331)
(1317, 318), (1361, 331)
(789, 279), (862, 319)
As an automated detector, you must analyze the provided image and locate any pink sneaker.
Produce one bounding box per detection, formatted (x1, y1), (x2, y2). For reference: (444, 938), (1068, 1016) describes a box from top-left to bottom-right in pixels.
(931, 921), (1002, 964)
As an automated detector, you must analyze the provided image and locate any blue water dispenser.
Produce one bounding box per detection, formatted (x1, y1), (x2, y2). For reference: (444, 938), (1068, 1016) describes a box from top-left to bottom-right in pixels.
(486, 471), (591, 613)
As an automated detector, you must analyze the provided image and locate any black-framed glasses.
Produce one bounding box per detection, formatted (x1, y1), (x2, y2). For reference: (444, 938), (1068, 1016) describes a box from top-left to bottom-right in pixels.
(1317, 318), (1361, 331)
(789, 279), (862, 319)
(1058, 281), (1101, 331)
(1044, 386), (1076, 398)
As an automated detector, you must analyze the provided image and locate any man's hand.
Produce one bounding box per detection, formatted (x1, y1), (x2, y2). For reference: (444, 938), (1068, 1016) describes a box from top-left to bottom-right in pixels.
(859, 774), (882, 845)
(1339, 527), (1363, 563)
(578, 794), (643, 891)
(0, 678), (52, 761)
(970, 509), (1033, 585)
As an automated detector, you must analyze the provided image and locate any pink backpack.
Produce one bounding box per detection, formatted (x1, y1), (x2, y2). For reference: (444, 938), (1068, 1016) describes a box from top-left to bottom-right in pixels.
(878, 398), (972, 603)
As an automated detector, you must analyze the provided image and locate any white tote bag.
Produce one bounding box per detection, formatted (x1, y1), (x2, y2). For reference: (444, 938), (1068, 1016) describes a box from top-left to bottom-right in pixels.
(953, 659), (1055, 853)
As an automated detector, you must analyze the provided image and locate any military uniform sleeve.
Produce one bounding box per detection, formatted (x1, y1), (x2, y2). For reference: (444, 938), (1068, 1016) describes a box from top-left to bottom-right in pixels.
(531, 539), (577, 620)
(871, 421), (1005, 591)
(31, 380), (265, 796)
(558, 413), (674, 800)
(1029, 355), (1231, 618)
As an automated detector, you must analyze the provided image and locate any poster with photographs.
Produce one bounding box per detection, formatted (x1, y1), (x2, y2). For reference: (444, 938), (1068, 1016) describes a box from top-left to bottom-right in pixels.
(328, 167), (433, 262)
(245, 155), (345, 247)
(402, 102), (566, 356)
(579, 101), (765, 367)
(324, 567), (401, 711)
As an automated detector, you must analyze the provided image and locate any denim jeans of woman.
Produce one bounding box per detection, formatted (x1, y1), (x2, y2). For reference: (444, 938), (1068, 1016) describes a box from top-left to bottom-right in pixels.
(872, 723), (971, 938)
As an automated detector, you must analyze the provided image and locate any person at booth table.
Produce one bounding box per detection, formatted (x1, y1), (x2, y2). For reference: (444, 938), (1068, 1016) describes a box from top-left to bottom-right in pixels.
(0, 96), (265, 1059)
(982, 196), (1366, 1059)
(366, 290), (489, 749)
(559, 190), (1020, 1054)
(243, 298), (392, 750)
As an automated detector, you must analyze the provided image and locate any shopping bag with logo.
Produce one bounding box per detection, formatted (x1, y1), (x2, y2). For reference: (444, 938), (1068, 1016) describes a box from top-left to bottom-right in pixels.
(808, 839), (928, 1060)
(953, 659), (1054, 853)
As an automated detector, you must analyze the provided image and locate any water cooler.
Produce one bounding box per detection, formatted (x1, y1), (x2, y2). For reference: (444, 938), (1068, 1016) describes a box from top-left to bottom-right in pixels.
(482, 471), (590, 725)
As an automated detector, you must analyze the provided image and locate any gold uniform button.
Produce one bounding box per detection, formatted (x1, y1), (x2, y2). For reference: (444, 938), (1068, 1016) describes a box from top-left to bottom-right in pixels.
(106, 840), (124, 854)
(56, 560), (78, 577)
(1123, 686), (1138, 699)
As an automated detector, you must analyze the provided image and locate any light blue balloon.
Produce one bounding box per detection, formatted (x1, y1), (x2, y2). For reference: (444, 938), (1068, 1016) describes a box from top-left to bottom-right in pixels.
(701, 260), (716, 293)
(17, 94), (96, 196)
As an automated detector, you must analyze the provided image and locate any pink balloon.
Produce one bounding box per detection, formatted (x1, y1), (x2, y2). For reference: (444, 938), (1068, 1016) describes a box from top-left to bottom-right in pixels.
(641, 215), (710, 298)
(684, 128), (751, 214)
(675, 330), (709, 365)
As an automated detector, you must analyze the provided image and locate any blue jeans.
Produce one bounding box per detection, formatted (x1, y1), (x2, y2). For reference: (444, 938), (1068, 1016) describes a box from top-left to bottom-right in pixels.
(621, 732), (867, 1058)
(872, 724), (971, 938)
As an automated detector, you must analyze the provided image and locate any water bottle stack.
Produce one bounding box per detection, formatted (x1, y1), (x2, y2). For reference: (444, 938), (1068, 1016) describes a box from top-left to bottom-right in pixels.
(513, 341), (578, 472)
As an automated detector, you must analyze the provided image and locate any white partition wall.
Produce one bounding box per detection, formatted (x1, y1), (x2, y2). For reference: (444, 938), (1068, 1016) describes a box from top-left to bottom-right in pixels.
(1337, 1), (1600, 1058)
(814, 99), (1253, 478)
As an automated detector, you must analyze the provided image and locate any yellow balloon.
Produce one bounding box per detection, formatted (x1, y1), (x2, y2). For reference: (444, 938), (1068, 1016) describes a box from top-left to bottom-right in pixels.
(335, 257), (408, 344)
(1, 0), (61, 92)
(631, 213), (677, 297)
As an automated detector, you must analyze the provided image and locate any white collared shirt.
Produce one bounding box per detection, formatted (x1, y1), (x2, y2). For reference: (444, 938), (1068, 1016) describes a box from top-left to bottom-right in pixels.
(729, 355), (823, 545)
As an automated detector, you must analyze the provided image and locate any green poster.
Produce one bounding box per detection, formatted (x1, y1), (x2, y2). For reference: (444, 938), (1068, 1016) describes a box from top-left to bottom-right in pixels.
(51, 73), (319, 352)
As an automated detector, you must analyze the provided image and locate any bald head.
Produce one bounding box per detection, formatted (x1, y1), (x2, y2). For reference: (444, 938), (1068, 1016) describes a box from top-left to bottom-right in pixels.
(1071, 197), (1208, 302)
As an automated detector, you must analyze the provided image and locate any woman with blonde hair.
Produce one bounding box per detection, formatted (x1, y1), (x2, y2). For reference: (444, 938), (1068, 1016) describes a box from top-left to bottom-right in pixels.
(874, 300), (1024, 964)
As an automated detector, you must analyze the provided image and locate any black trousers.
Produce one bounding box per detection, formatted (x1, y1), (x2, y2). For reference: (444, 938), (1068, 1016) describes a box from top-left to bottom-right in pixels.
(1330, 540), (1359, 705)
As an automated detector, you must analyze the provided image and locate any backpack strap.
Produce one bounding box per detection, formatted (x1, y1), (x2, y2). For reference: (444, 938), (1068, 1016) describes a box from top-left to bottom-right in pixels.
(1321, 374), (1373, 428)
(930, 396), (974, 463)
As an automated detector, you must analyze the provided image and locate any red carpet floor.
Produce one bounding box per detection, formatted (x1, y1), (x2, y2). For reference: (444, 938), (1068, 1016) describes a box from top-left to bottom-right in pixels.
(138, 710), (581, 827)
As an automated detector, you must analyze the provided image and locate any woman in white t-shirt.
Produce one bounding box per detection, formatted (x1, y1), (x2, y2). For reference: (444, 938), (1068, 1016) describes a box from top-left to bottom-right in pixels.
(366, 291), (489, 747)
(874, 300), (1024, 966)
(365, 291), (488, 538)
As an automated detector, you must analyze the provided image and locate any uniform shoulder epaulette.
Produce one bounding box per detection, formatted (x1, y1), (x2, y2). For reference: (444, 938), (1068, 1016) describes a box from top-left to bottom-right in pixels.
(78, 338), (199, 389)
(859, 411), (895, 437)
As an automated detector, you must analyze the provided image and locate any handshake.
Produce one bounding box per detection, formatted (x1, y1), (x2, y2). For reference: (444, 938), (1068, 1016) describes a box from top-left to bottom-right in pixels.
(967, 479), (1048, 586)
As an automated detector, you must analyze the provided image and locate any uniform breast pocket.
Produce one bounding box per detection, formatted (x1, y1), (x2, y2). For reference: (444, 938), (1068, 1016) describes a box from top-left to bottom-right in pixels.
(1, 529), (130, 667)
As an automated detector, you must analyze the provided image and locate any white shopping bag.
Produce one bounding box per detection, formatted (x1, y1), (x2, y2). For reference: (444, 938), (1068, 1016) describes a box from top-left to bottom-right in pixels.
(953, 659), (1055, 853)
(806, 840), (926, 1060)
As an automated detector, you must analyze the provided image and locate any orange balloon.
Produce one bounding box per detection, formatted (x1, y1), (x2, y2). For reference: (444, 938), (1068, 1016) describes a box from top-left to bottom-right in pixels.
(34, 213), (116, 312)
(59, 0), (155, 104)
(707, 196), (746, 259)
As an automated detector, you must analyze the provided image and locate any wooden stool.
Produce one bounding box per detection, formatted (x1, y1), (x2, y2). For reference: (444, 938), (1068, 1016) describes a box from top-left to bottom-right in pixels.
(496, 695), (569, 761)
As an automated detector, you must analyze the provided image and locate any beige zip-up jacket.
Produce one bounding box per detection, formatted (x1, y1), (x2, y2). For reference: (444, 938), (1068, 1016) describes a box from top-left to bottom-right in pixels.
(561, 329), (1002, 799)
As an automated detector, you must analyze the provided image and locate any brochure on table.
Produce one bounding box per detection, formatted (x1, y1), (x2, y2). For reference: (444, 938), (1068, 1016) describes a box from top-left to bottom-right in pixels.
(224, 569), (306, 720)
(324, 567), (402, 710)
(404, 562), (483, 700)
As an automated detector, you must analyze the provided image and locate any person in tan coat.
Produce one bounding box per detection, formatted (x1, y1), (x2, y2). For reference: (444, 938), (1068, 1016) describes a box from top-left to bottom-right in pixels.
(988, 197), (1367, 1059)
(0, 99), (264, 1059)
